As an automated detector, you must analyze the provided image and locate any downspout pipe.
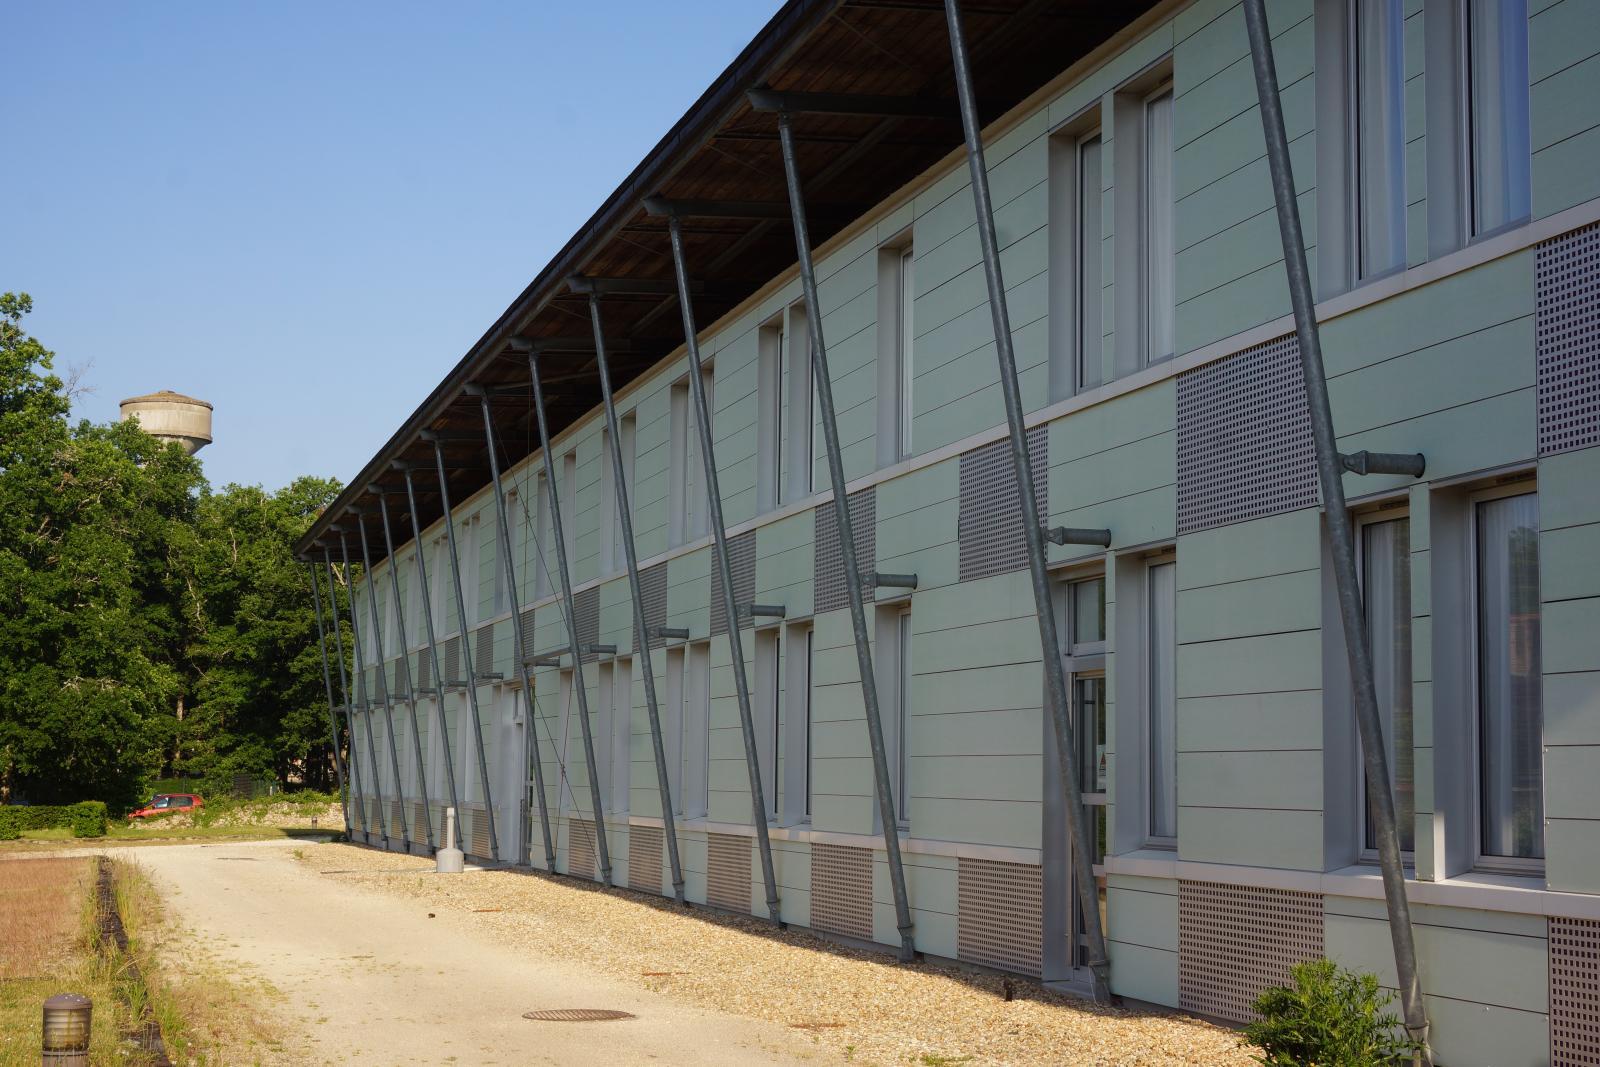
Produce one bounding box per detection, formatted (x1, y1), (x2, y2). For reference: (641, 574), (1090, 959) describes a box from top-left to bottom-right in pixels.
(576, 298), (689, 903)
(525, 354), (614, 886)
(423, 434), (502, 863)
(662, 215), (783, 924)
(355, 515), (413, 848)
(373, 489), (437, 852)
(399, 465), (465, 842)
(335, 535), (391, 847)
(772, 111), (916, 961)
(1241, 1), (1430, 1058)
(307, 560), (353, 836)
(942, 0), (1110, 1001)
(468, 389), (557, 871)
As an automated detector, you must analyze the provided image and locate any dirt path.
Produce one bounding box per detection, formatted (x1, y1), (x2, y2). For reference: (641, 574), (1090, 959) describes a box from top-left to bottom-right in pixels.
(125, 839), (836, 1066)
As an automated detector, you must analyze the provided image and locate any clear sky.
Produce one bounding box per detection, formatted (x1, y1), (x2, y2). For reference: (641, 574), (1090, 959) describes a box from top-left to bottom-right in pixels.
(6, 2), (783, 491)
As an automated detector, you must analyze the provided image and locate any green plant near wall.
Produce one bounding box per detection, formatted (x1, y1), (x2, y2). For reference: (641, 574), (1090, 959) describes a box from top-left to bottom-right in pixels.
(0, 801), (108, 839)
(1242, 959), (1425, 1066)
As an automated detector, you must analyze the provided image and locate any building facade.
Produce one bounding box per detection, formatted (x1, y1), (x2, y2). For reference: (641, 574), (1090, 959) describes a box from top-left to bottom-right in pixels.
(302, 2), (1600, 1063)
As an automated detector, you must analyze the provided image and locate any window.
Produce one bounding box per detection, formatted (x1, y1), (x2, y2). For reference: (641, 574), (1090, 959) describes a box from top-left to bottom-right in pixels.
(1464, 0), (1531, 237)
(1355, 0), (1407, 278)
(668, 368), (712, 546)
(1474, 489), (1541, 864)
(784, 307), (815, 501)
(877, 242), (916, 465)
(1056, 572), (1107, 923)
(682, 641), (711, 819)
(532, 473), (551, 598)
(756, 629), (782, 821)
(599, 415), (636, 574)
(1076, 134), (1104, 391)
(1358, 513), (1414, 857)
(781, 624), (814, 825)
(1049, 119), (1104, 399)
(758, 317), (784, 511)
(1146, 560), (1177, 843)
(664, 647), (684, 814)
(1143, 86), (1174, 364)
(609, 658), (631, 812)
(1424, 0), (1530, 253)
(559, 452), (577, 560)
(597, 661), (615, 809)
(895, 608), (911, 826)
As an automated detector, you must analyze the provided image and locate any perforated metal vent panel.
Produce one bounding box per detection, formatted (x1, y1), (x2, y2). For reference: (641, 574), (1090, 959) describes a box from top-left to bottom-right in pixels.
(711, 530), (758, 637)
(958, 426), (1048, 582)
(1551, 915), (1600, 1066)
(443, 636), (461, 684)
(628, 825), (665, 894)
(706, 832), (752, 912)
(814, 488), (877, 613)
(1176, 334), (1316, 535)
(467, 805), (491, 859)
(574, 587), (601, 661)
(811, 843), (874, 941)
(957, 858), (1043, 977)
(519, 608), (537, 660)
(567, 817), (597, 880)
(640, 563), (668, 649)
(1178, 879), (1324, 1023)
(1537, 222), (1600, 456)
(475, 622), (496, 676)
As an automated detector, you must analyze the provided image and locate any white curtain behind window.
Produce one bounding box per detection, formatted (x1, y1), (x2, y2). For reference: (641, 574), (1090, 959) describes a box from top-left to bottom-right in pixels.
(1355, 0), (1406, 276)
(1468, 0), (1531, 235)
(1148, 561), (1178, 839)
(1362, 517), (1413, 852)
(1476, 493), (1542, 860)
(1144, 91), (1175, 362)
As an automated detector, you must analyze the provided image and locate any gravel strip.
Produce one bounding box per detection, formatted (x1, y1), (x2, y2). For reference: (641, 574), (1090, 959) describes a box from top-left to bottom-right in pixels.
(301, 842), (1257, 1066)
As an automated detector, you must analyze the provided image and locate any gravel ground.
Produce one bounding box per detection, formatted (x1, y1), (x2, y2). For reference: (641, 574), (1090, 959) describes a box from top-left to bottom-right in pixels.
(301, 842), (1257, 1066)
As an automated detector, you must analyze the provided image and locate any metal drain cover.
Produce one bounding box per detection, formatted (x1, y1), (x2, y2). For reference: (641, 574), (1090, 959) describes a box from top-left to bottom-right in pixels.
(522, 1008), (635, 1023)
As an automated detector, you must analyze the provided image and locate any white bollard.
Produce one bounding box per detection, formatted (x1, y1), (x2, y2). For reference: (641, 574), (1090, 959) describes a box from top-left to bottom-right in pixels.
(436, 806), (464, 874)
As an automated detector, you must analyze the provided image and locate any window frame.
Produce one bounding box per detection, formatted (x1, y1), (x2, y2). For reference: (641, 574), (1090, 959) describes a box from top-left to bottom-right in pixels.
(1141, 80), (1175, 367)
(1352, 505), (1416, 864)
(1142, 553), (1178, 849)
(1467, 480), (1544, 874)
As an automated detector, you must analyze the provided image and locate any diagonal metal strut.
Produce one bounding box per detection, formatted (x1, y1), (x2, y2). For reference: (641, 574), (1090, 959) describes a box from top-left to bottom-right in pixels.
(373, 489), (437, 851)
(336, 534), (393, 848)
(355, 515), (413, 848)
(941, 0), (1108, 1001)
(321, 545), (372, 841)
(1241, 0), (1430, 1058)
(307, 561), (353, 837)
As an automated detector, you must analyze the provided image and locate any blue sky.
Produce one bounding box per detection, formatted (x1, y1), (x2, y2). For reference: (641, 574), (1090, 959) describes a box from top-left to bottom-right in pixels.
(6, 2), (783, 490)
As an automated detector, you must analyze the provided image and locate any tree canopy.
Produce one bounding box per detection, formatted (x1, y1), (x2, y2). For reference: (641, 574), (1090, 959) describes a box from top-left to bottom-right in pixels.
(0, 293), (344, 808)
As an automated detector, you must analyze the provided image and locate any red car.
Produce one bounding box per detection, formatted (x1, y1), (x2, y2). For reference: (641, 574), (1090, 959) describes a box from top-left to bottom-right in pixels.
(128, 793), (203, 819)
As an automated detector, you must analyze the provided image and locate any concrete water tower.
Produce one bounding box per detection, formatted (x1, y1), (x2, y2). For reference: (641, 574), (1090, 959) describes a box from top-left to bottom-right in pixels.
(119, 390), (213, 455)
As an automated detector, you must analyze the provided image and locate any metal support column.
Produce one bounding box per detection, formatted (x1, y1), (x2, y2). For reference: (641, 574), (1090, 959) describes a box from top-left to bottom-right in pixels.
(1242, 1), (1430, 1056)
(662, 216), (782, 924)
(525, 354), (613, 885)
(469, 390), (557, 871)
(399, 466), (464, 841)
(424, 435), (501, 862)
(774, 110), (916, 960)
(332, 539), (389, 847)
(307, 560), (353, 836)
(374, 489), (436, 852)
(941, 0), (1108, 999)
(581, 297), (688, 903)
(353, 518), (412, 847)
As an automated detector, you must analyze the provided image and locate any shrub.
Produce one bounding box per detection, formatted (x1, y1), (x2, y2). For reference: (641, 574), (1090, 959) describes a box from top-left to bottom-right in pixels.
(1243, 959), (1424, 1066)
(67, 801), (107, 838)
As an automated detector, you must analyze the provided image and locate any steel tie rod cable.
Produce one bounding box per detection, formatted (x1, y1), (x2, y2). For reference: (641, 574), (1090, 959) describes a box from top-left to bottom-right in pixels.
(471, 389), (558, 871)
(400, 466), (465, 842)
(307, 560), (353, 837)
(1241, 0), (1430, 1058)
(355, 515), (413, 848)
(663, 215), (783, 923)
(578, 297), (689, 902)
(526, 352), (614, 885)
(942, 0), (1109, 1000)
(425, 437), (501, 863)
(374, 489), (437, 852)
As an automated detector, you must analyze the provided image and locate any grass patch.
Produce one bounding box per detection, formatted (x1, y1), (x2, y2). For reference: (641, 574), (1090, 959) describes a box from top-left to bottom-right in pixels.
(0, 857), (147, 1065)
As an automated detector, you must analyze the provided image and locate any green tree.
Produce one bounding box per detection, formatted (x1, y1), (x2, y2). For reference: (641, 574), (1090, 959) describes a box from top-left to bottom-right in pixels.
(0, 294), (203, 806)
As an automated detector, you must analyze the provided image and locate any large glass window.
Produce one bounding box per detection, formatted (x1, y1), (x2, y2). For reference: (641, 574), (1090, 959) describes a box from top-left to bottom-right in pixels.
(1147, 560), (1178, 842)
(1475, 491), (1542, 863)
(1465, 0), (1530, 237)
(1143, 88), (1175, 364)
(1360, 515), (1414, 854)
(1352, 0), (1406, 278)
